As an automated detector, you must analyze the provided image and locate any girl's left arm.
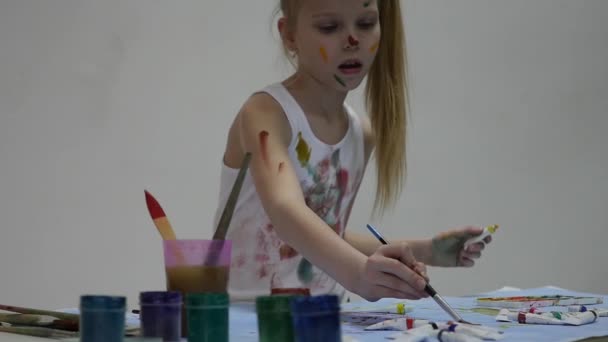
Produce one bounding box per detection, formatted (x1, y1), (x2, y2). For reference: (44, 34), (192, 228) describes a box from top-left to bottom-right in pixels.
(344, 231), (433, 263)
(348, 117), (489, 267)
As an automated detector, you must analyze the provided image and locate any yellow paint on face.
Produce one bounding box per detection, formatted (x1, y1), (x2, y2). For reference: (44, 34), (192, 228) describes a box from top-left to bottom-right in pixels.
(370, 41), (380, 53)
(320, 46), (329, 63)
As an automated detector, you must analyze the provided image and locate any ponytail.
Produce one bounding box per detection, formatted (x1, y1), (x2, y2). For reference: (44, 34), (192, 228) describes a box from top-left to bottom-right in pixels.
(365, 0), (409, 215)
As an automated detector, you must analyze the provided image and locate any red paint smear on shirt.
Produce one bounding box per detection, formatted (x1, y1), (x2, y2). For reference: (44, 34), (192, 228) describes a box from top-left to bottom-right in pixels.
(279, 244), (299, 260)
(258, 265), (269, 279)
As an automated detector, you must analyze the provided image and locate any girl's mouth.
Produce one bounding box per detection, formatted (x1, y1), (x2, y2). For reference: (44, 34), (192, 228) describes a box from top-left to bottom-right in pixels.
(338, 59), (363, 75)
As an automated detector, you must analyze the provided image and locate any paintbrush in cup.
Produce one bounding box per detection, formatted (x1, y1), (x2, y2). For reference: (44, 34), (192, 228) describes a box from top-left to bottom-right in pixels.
(145, 190), (177, 240)
(202, 152), (251, 287)
(144, 190), (187, 265)
(212, 152), (252, 240)
(365, 224), (478, 325)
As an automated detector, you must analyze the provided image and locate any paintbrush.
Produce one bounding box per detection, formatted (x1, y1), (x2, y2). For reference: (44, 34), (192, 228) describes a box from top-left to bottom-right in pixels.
(0, 313), (78, 331)
(212, 152), (252, 240)
(145, 190), (177, 240)
(201, 152), (251, 289)
(365, 224), (477, 325)
(0, 305), (79, 323)
(0, 325), (78, 339)
(144, 190), (187, 265)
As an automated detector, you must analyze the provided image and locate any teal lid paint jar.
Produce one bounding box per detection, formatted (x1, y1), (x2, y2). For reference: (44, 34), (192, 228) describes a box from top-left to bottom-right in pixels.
(79, 295), (126, 342)
(290, 295), (341, 342)
(185, 293), (229, 342)
(255, 295), (296, 342)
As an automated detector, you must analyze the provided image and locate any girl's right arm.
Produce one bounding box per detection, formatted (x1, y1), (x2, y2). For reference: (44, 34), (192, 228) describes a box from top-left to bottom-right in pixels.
(233, 94), (429, 301)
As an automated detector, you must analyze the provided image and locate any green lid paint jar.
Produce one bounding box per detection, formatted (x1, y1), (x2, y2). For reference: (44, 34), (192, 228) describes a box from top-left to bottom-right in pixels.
(256, 295), (296, 342)
(185, 293), (229, 342)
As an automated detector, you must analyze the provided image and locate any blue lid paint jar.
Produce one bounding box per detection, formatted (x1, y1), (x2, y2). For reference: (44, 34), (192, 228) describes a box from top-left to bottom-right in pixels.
(290, 295), (341, 342)
(185, 292), (229, 342)
(139, 291), (182, 342)
(79, 295), (126, 342)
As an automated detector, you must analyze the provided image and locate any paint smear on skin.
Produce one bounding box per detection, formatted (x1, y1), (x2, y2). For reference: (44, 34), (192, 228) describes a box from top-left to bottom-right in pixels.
(348, 35), (359, 46)
(320, 46), (329, 63)
(363, 1), (371, 7)
(295, 132), (311, 167)
(431, 237), (460, 266)
(334, 74), (346, 87)
(278, 162), (285, 173)
(431, 233), (469, 267)
(259, 131), (270, 166)
(370, 41), (379, 53)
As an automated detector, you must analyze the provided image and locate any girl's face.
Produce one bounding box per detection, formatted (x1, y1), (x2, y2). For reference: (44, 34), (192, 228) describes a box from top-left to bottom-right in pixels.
(282, 0), (381, 91)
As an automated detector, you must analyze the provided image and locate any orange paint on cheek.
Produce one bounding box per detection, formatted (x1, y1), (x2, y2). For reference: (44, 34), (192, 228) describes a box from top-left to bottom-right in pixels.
(320, 46), (329, 63)
(370, 41), (379, 53)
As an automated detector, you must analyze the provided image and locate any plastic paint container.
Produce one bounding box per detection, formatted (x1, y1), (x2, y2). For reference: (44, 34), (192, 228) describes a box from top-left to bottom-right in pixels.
(290, 295), (341, 342)
(256, 295), (296, 342)
(79, 295), (126, 342)
(139, 291), (182, 341)
(185, 293), (229, 342)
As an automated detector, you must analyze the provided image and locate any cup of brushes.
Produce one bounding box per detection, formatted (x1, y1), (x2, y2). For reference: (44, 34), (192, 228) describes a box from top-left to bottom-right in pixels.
(144, 152), (252, 340)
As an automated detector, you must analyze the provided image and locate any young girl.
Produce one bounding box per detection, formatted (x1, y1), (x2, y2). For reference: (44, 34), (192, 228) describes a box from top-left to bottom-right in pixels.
(213, 0), (491, 302)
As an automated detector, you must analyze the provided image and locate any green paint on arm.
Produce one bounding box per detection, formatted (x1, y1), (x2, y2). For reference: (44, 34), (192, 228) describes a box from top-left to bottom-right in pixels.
(334, 74), (346, 87)
(431, 235), (465, 267)
(363, 1), (371, 7)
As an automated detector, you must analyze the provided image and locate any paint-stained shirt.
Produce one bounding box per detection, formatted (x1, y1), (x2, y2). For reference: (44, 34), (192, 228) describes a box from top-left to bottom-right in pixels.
(213, 83), (367, 301)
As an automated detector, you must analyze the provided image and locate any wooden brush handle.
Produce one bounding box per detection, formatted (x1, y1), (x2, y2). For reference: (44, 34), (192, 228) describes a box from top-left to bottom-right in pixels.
(212, 152), (252, 240)
(0, 305), (78, 322)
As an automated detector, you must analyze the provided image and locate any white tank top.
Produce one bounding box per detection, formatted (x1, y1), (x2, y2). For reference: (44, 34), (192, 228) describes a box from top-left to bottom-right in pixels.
(213, 83), (367, 301)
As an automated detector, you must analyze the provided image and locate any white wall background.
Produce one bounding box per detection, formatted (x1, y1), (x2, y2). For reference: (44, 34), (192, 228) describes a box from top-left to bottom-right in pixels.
(1, 0), (606, 310)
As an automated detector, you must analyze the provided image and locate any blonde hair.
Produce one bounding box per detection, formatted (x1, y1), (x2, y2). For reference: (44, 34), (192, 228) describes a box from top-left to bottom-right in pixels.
(278, 0), (409, 215)
(279, 0), (300, 24)
(365, 0), (409, 214)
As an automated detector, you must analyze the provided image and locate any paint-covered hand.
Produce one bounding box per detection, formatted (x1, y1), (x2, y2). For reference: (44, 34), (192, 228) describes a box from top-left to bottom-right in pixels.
(431, 226), (491, 267)
(355, 243), (430, 302)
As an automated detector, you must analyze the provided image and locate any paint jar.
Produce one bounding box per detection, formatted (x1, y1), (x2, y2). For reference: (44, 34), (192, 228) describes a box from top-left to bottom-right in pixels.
(139, 291), (182, 341)
(163, 239), (232, 336)
(79, 295), (126, 342)
(271, 288), (311, 296)
(185, 292), (229, 342)
(290, 295), (341, 342)
(256, 295), (297, 342)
